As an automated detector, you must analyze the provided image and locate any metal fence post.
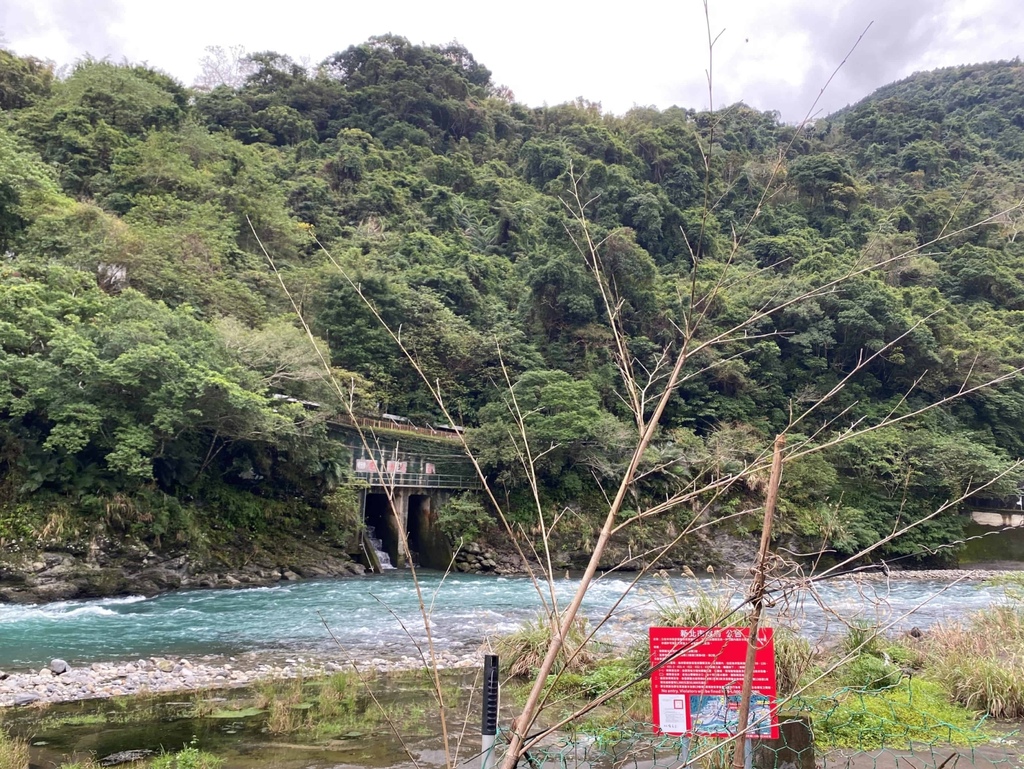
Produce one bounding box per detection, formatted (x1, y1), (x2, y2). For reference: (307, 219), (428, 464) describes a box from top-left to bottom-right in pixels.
(481, 654), (499, 769)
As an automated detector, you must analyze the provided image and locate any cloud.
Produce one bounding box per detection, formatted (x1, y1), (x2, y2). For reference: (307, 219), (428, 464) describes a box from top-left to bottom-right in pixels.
(2, 0), (126, 65)
(0, 3), (45, 44)
(660, 0), (1023, 122)
(760, 0), (1023, 121)
(1, 0), (1021, 123)
(690, 0), (959, 121)
(809, 0), (950, 93)
(47, 0), (126, 58)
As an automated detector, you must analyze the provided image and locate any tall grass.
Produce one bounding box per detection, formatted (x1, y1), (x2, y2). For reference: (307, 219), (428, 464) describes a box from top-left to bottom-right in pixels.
(0, 728), (28, 769)
(494, 614), (594, 679)
(652, 581), (743, 628)
(838, 620), (885, 659)
(774, 626), (814, 695)
(245, 672), (383, 738)
(925, 604), (1024, 718)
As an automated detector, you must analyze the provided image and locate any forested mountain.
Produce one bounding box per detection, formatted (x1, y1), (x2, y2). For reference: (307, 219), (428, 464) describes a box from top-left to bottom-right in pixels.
(2, 40), (1024, 564)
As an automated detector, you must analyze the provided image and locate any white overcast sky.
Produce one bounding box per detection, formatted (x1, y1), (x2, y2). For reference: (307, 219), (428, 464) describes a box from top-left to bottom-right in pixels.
(2, 0), (1022, 122)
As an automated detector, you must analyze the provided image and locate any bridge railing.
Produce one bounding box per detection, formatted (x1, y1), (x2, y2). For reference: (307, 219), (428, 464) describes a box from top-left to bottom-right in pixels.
(329, 415), (464, 441)
(353, 471), (483, 490)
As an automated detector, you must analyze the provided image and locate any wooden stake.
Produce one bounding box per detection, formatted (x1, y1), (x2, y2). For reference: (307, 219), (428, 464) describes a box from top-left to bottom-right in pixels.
(732, 434), (785, 769)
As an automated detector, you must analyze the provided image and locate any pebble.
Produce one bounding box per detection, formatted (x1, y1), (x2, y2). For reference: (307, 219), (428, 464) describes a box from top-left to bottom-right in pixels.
(0, 650), (481, 708)
(850, 568), (1024, 581)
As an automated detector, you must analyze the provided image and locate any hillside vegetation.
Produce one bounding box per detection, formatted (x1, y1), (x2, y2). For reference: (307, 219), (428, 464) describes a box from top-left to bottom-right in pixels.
(2, 41), (1024, 564)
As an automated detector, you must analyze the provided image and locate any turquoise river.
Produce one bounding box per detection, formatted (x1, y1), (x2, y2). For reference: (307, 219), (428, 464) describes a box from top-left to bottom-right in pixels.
(0, 571), (1013, 670)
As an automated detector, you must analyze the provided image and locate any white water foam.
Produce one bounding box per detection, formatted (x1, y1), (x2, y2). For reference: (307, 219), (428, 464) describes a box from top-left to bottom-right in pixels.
(0, 595), (148, 623)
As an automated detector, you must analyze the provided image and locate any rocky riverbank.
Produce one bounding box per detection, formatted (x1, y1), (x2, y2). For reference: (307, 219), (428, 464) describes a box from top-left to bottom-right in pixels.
(0, 531), (367, 605)
(824, 567), (1024, 582)
(0, 650), (479, 708)
(452, 541), (524, 573)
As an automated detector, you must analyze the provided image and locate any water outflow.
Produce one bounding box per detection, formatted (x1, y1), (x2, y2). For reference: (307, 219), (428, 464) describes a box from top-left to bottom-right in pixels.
(365, 525), (396, 570)
(0, 572), (1009, 670)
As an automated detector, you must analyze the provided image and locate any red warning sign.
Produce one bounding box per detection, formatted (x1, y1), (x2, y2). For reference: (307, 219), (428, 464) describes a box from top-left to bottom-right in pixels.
(649, 626), (778, 739)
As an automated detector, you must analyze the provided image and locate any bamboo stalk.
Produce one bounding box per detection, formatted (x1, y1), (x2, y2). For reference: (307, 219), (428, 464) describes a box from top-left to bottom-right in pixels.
(732, 434), (785, 769)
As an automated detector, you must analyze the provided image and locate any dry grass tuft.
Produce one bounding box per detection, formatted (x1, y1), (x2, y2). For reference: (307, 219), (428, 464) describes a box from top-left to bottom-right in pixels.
(494, 614), (594, 679)
(0, 728), (29, 769)
(925, 605), (1024, 718)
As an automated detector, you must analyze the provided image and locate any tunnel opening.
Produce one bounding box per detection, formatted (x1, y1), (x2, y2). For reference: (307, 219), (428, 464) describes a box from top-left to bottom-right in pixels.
(408, 494), (453, 570)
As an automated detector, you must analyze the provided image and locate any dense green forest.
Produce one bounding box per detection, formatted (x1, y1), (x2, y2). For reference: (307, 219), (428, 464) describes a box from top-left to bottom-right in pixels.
(3, 38), (1024, 564)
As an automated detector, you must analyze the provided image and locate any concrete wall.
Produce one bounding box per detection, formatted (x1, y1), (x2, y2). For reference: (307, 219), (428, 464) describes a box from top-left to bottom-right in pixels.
(362, 489), (453, 571)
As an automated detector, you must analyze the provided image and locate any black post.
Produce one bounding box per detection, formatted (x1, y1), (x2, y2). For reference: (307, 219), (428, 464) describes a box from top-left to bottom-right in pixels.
(481, 654), (499, 769)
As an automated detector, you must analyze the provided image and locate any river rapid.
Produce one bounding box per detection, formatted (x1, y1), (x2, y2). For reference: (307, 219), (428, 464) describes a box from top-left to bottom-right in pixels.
(0, 570), (1014, 672)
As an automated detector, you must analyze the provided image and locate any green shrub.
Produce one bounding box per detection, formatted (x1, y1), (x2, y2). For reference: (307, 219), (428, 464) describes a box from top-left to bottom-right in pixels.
(579, 659), (643, 697)
(543, 671), (586, 697)
(437, 493), (491, 543)
(881, 640), (921, 669)
(150, 746), (223, 769)
(0, 502), (42, 545)
(322, 485), (364, 547)
(840, 654), (902, 692)
(813, 679), (986, 749)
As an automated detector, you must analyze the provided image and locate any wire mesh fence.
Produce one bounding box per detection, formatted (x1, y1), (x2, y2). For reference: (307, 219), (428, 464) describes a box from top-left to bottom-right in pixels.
(487, 681), (1023, 769)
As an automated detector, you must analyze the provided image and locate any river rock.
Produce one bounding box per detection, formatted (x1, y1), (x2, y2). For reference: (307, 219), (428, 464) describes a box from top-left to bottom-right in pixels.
(135, 567), (182, 590)
(13, 692), (40, 706)
(49, 658), (69, 675)
(99, 749), (154, 766)
(31, 581), (80, 602)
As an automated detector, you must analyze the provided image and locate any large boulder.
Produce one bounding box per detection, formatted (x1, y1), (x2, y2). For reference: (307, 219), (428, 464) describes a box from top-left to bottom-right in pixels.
(135, 567), (182, 590)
